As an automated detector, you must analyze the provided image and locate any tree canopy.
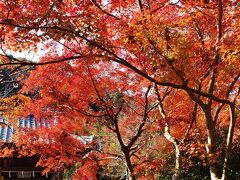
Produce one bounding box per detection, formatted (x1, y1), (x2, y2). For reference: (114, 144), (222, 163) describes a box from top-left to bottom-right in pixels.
(0, 0), (239, 179)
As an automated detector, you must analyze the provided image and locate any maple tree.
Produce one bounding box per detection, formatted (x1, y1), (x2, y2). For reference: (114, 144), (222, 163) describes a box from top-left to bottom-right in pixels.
(0, 0), (239, 179)
(19, 61), (167, 179)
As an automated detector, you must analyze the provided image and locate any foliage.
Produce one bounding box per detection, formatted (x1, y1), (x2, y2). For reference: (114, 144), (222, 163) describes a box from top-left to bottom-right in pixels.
(0, 0), (238, 179)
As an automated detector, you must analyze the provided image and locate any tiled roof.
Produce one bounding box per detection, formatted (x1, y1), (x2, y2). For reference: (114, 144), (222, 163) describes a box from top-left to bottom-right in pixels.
(0, 122), (13, 142)
(0, 116), (49, 143)
(0, 116), (93, 144)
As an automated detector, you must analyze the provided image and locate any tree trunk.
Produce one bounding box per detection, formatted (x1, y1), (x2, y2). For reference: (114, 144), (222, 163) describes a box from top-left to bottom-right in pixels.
(172, 144), (181, 180)
(221, 104), (236, 180)
(205, 133), (221, 180)
(154, 84), (181, 180)
(204, 109), (221, 180)
(126, 166), (135, 180)
(123, 148), (136, 180)
(125, 167), (135, 180)
(164, 123), (181, 180)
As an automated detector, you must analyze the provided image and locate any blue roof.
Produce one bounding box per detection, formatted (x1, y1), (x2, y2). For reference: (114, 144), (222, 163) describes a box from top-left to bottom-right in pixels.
(0, 116), (38, 142)
(0, 116), (93, 145)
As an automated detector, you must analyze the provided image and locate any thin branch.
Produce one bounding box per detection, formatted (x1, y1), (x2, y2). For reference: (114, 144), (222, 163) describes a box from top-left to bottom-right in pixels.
(0, 80), (20, 85)
(51, 85), (107, 118)
(151, 0), (180, 14)
(126, 104), (142, 116)
(85, 62), (116, 117)
(217, 0), (223, 41)
(0, 55), (85, 67)
(0, 65), (23, 84)
(127, 85), (151, 149)
(138, 0), (144, 11)
(146, 0), (151, 10)
(182, 101), (198, 143)
(130, 142), (146, 156)
(47, 35), (82, 55)
(161, 87), (172, 103)
(90, 0), (120, 20)
(214, 74), (240, 122)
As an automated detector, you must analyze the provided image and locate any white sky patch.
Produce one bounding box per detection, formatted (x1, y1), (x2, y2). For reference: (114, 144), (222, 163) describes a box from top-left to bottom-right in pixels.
(170, 0), (180, 4)
(0, 43), (45, 63)
(0, 37), (65, 63)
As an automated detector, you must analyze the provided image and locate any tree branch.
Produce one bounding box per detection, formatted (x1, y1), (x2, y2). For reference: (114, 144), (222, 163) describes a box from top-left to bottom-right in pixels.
(127, 85), (151, 149)
(90, 0), (121, 20)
